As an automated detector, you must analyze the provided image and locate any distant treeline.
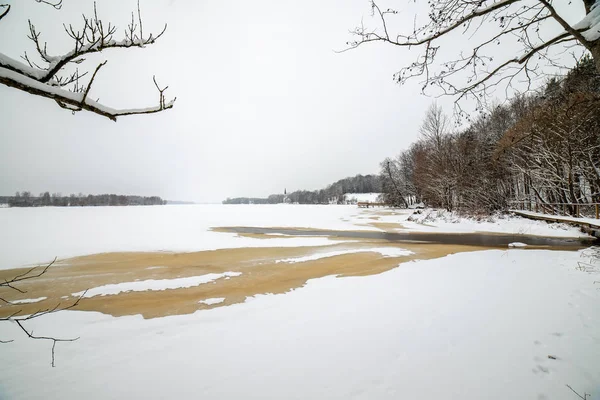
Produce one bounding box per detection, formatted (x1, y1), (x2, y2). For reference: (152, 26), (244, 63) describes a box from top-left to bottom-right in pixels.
(2, 192), (166, 207)
(223, 174), (381, 204)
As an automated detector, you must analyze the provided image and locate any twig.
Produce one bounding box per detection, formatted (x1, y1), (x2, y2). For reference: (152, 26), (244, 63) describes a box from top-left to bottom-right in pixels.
(0, 4), (10, 22)
(566, 384), (590, 400)
(35, 0), (62, 10)
(0, 258), (88, 366)
(15, 320), (78, 367)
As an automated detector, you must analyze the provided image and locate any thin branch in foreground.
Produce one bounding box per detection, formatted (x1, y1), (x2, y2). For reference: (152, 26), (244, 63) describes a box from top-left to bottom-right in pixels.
(34, 0), (62, 10)
(1, 257), (56, 292)
(0, 1), (175, 120)
(565, 384), (590, 400)
(4, 290), (88, 367)
(0, 257), (89, 367)
(0, 4), (10, 22)
(15, 320), (78, 367)
(153, 75), (175, 110)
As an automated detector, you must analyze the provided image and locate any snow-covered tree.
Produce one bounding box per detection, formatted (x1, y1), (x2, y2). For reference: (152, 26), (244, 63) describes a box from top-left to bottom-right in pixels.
(346, 0), (600, 116)
(0, 0), (175, 121)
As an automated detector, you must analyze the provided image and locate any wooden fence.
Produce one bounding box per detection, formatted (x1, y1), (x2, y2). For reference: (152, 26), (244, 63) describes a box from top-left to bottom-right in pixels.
(509, 201), (600, 219)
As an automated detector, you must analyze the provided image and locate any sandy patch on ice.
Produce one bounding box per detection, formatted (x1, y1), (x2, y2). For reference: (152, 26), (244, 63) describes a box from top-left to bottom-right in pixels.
(368, 221), (406, 231)
(0, 242), (488, 319)
(210, 226), (364, 242)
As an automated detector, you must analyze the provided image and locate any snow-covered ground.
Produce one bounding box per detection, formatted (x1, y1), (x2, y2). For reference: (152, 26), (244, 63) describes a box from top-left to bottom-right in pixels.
(1, 249), (598, 399)
(0, 205), (588, 269)
(73, 272), (242, 298)
(276, 247), (413, 263)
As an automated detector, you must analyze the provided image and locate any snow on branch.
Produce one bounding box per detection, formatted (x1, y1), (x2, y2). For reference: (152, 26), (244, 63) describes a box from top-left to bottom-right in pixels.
(343, 0), (597, 119)
(0, 0), (175, 121)
(34, 0), (62, 10)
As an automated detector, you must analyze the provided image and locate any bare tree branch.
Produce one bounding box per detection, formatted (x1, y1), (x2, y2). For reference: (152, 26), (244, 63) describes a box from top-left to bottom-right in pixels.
(1, 257), (56, 291)
(0, 4), (10, 22)
(0, 258), (89, 367)
(385, 160), (409, 208)
(344, 0), (598, 118)
(0, 1), (175, 121)
(15, 319), (77, 368)
(34, 0), (62, 10)
(566, 384), (591, 400)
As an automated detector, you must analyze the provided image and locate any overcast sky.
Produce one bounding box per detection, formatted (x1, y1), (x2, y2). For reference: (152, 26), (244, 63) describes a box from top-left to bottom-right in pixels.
(0, 0), (586, 203)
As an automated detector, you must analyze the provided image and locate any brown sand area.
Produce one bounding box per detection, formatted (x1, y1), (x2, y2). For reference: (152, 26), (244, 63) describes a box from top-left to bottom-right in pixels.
(0, 238), (489, 319)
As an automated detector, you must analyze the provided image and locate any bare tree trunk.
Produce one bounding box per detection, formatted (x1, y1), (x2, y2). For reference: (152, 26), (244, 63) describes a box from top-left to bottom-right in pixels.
(385, 161), (409, 208)
(591, 44), (600, 73)
(584, 0), (596, 13)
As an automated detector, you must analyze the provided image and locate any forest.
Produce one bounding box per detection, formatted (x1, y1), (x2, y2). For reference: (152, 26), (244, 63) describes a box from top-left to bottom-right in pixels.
(223, 174), (381, 204)
(3, 192), (166, 207)
(380, 56), (600, 218)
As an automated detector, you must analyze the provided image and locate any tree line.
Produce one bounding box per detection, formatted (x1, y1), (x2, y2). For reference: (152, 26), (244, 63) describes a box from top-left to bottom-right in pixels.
(223, 174), (381, 204)
(3, 192), (166, 207)
(380, 56), (600, 217)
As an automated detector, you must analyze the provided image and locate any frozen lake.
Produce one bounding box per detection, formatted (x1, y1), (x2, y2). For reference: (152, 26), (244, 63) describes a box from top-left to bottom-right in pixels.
(0, 205), (598, 399)
(0, 204), (588, 269)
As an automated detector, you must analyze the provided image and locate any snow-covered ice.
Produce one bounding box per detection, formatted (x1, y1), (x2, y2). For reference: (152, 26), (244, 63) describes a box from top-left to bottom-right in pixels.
(0, 205), (366, 269)
(276, 247), (413, 263)
(0, 249), (598, 399)
(9, 297), (47, 304)
(198, 298), (226, 305)
(73, 272), (241, 298)
(0, 205), (598, 398)
(508, 242), (528, 248)
(0, 205), (588, 269)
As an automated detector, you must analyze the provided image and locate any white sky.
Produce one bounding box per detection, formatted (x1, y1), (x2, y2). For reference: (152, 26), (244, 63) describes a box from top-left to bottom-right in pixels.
(0, 0), (587, 203)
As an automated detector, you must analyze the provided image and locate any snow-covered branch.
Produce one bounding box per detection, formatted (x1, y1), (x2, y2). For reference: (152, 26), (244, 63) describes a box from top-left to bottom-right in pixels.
(0, 1), (175, 121)
(345, 0), (600, 118)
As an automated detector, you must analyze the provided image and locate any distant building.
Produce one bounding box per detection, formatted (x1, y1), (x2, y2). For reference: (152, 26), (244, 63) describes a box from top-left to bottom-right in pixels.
(283, 188), (290, 204)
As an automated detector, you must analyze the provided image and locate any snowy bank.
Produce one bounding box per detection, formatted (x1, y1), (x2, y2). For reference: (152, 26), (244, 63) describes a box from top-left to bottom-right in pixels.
(382, 208), (589, 238)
